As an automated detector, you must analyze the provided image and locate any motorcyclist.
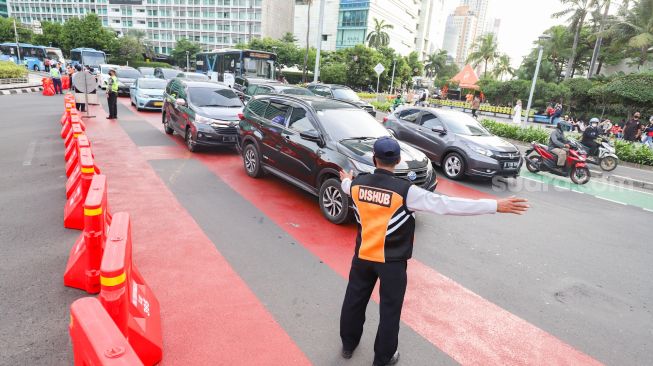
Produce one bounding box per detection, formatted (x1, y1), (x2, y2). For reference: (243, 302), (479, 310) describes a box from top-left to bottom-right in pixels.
(581, 118), (601, 155)
(548, 122), (570, 167)
(391, 93), (404, 111)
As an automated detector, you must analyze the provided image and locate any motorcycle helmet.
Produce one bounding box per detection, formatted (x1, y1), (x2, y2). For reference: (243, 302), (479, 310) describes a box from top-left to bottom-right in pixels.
(556, 122), (565, 130)
(590, 117), (600, 127)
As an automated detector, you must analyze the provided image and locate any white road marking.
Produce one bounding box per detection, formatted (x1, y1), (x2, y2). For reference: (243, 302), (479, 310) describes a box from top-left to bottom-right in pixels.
(595, 196), (627, 205)
(22, 140), (37, 166)
(643, 208), (653, 213)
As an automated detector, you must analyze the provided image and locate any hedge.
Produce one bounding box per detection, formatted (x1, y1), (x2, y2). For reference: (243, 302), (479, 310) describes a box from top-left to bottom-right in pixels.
(480, 119), (653, 166)
(0, 61), (28, 79)
(128, 61), (172, 69)
(431, 99), (535, 117)
(357, 92), (376, 100)
(371, 101), (392, 112)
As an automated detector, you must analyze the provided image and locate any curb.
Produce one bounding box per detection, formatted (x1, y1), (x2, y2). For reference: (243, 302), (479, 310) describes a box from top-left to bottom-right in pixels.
(0, 86), (43, 95)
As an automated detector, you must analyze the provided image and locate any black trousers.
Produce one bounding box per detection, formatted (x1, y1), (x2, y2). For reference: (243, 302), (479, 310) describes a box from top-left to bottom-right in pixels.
(52, 78), (62, 94)
(340, 256), (407, 365)
(107, 92), (118, 118)
(472, 109), (478, 118)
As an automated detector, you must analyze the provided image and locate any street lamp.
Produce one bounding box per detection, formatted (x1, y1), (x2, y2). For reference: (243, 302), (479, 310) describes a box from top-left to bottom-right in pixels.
(389, 58), (397, 95)
(523, 34), (551, 128)
(185, 51), (190, 71)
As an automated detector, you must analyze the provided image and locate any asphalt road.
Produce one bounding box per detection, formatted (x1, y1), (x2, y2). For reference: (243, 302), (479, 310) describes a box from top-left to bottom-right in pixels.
(1, 91), (651, 365)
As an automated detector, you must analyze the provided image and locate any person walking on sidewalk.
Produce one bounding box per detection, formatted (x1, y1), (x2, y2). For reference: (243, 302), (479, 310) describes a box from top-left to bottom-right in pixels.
(50, 64), (63, 95)
(623, 112), (642, 142)
(512, 100), (522, 124)
(471, 95), (480, 118)
(338, 137), (529, 366)
(106, 69), (118, 120)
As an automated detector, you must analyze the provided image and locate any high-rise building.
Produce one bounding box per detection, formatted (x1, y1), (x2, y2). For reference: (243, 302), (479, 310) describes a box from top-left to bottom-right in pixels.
(6, 0), (294, 55)
(293, 0), (340, 52)
(461, 0), (487, 39)
(415, 0), (447, 58)
(0, 0), (8, 17)
(442, 5), (477, 67)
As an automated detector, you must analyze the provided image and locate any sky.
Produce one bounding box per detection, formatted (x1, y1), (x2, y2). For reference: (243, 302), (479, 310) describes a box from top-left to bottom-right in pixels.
(442, 0), (568, 68)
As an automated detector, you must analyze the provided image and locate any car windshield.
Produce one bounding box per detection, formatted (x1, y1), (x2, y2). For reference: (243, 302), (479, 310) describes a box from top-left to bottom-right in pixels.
(139, 68), (154, 76)
(281, 87), (313, 96)
(332, 88), (360, 101)
(181, 73), (209, 81)
(317, 108), (390, 141)
(439, 112), (491, 136)
(139, 79), (167, 89)
(117, 69), (140, 79)
(189, 87), (243, 107)
(161, 69), (180, 78)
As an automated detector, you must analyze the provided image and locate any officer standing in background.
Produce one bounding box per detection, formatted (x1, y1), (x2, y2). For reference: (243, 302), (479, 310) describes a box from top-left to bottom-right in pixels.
(339, 137), (529, 366)
(106, 69), (118, 119)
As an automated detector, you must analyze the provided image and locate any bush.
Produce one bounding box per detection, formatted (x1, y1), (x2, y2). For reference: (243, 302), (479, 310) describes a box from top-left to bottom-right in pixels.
(371, 101), (392, 112)
(614, 140), (653, 166)
(128, 61), (172, 69)
(0, 61), (28, 79)
(357, 92), (376, 100)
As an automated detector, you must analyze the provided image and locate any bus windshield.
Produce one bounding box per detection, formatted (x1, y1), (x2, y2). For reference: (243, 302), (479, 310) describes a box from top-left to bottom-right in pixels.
(20, 46), (46, 60)
(82, 52), (106, 67)
(242, 57), (274, 79)
(46, 48), (64, 63)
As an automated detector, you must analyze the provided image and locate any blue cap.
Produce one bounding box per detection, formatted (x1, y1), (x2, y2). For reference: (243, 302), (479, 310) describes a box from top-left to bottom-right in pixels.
(373, 137), (401, 161)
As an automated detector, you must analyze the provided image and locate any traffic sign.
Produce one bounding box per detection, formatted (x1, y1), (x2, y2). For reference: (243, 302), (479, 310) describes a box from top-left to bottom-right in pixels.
(374, 63), (385, 75)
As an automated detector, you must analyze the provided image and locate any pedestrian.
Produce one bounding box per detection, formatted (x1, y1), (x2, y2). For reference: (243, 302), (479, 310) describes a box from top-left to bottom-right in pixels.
(338, 137), (529, 366)
(106, 69), (118, 119)
(512, 100), (522, 124)
(622, 112), (642, 142)
(50, 63), (63, 95)
(599, 119), (613, 135)
(44, 58), (50, 73)
(642, 121), (653, 148)
(610, 123), (622, 139)
(471, 95), (480, 118)
(545, 103), (554, 118)
(550, 103), (563, 125)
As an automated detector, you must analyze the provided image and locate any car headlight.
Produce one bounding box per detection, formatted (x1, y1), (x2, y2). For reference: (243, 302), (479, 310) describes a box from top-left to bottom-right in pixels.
(195, 115), (217, 125)
(349, 158), (375, 175)
(138, 92), (149, 98)
(467, 143), (494, 157)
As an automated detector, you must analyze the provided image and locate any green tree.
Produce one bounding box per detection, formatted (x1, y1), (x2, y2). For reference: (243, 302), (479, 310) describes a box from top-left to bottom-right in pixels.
(0, 17), (33, 44)
(108, 35), (145, 65)
(366, 18), (393, 49)
(493, 54), (514, 80)
(424, 50), (447, 78)
(60, 14), (116, 54)
(605, 72), (653, 114)
(405, 51), (423, 76)
(170, 38), (201, 68)
(608, 0), (653, 69)
(554, 0), (597, 79)
(343, 44), (384, 89)
(320, 62), (347, 84)
(280, 32), (298, 44)
(465, 33), (499, 77)
(32, 21), (64, 48)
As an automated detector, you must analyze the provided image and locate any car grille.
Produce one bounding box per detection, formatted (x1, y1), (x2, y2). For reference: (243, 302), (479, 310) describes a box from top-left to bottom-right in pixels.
(395, 166), (429, 187)
(212, 126), (238, 135)
(494, 151), (521, 161)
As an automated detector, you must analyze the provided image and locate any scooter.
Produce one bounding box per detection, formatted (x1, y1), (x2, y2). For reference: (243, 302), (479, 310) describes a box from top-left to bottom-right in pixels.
(579, 137), (619, 171)
(525, 141), (591, 184)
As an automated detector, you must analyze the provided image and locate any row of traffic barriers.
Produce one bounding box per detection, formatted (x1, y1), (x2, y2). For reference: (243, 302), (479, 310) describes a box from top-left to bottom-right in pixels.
(59, 94), (163, 365)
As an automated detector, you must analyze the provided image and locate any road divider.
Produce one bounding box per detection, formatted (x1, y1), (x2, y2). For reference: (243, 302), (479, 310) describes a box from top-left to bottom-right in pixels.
(64, 147), (96, 230)
(69, 297), (144, 366)
(100, 212), (163, 365)
(65, 135), (93, 199)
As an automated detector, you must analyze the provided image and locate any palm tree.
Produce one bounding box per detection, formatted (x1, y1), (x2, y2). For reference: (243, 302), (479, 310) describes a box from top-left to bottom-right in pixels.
(541, 25), (571, 80)
(492, 54), (514, 80)
(554, 0), (597, 79)
(588, 0), (612, 77)
(366, 18), (394, 49)
(609, 0), (653, 69)
(301, 0), (312, 82)
(465, 33), (499, 77)
(424, 50), (448, 78)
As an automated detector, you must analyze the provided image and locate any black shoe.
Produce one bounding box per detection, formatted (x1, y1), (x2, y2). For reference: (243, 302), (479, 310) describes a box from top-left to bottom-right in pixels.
(106, 116), (111, 119)
(342, 347), (354, 359)
(373, 351), (399, 366)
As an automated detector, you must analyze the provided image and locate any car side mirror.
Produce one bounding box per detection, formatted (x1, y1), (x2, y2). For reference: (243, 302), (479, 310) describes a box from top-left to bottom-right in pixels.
(300, 130), (322, 143)
(432, 126), (446, 134)
(175, 98), (186, 106)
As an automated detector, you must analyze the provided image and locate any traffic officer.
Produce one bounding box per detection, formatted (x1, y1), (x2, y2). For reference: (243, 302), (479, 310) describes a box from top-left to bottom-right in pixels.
(106, 69), (118, 119)
(339, 137), (529, 366)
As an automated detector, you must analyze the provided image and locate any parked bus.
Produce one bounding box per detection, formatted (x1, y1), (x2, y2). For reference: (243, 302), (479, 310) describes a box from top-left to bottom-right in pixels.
(45, 47), (66, 68)
(195, 49), (276, 89)
(0, 43), (46, 71)
(69, 48), (107, 70)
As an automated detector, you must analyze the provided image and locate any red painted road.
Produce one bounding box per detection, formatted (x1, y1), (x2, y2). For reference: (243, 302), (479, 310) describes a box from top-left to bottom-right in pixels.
(83, 103), (311, 365)
(110, 98), (603, 365)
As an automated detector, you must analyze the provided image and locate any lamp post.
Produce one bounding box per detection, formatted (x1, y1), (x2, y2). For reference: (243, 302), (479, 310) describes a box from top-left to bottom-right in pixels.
(523, 34), (551, 128)
(186, 51), (190, 71)
(313, 0), (327, 82)
(389, 58), (397, 95)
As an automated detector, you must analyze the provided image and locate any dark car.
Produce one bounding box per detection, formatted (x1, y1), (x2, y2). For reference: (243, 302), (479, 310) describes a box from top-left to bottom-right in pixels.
(137, 67), (155, 78)
(115, 67), (141, 96)
(162, 80), (244, 152)
(154, 67), (182, 80)
(306, 83), (376, 117)
(242, 82), (314, 102)
(385, 107), (522, 180)
(238, 95), (436, 224)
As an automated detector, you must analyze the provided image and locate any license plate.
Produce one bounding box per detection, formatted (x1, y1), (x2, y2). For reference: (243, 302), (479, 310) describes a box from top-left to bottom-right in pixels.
(503, 161), (519, 169)
(153, 101), (163, 107)
(223, 136), (236, 143)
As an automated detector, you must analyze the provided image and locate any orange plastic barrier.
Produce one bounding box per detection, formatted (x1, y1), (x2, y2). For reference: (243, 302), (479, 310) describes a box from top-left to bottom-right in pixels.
(64, 148), (96, 230)
(42, 78), (55, 96)
(62, 75), (70, 90)
(65, 126), (84, 178)
(100, 212), (163, 365)
(64, 122), (83, 152)
(62, 111), (82, 141)
(64, 175), (110, 293)
(69, 297), (144, 366)
(64, 117), (87, 164)
(66, 135), (93, 199)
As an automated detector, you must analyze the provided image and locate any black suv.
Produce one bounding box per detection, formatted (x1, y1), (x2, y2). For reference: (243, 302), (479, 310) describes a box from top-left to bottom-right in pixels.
(306, 83), (376, 117)
(162, 79), (244, 152)
(238, 95), (436, 224)
(242, 81), (314, 102)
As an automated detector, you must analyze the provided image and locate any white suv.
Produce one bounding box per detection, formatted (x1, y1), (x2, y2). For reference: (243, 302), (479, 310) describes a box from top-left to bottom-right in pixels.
(98, 64), (120, 89)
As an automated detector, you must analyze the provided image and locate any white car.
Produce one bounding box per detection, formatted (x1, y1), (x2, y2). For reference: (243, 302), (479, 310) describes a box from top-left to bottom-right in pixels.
(98, 64), (120, 89)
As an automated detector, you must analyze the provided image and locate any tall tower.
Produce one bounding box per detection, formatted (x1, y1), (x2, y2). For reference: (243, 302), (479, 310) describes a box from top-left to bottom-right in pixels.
(442, 5), (477, 67)
(461, 0), (488, 39)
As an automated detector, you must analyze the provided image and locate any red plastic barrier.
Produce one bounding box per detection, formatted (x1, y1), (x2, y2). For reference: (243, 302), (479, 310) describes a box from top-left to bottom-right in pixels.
(64, 148), (96, 230)
(100, 212), (163, 365)
(62, 75), (70, 90)
(69, 297), (144, 366)
(64, 117), (86, 163)
(42, 78), (55, 96)
(64, 122), (83, 152)
(64, 175), (109, 293)
(62, 111), (82, 141)
(66, 135), (92, 199)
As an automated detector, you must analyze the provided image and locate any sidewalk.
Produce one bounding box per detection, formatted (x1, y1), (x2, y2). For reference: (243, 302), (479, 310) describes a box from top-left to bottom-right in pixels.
(0, 72), (44, 94)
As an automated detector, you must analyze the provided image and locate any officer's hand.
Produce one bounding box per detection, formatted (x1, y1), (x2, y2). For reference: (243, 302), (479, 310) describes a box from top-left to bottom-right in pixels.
(339, 169), (354, 181)
(496, 196), (529, 215)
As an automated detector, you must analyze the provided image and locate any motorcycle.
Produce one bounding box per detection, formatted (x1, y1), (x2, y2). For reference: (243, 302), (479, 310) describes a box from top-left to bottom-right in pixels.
(525, 140), (591, 184)
(579, 137), (619, 171)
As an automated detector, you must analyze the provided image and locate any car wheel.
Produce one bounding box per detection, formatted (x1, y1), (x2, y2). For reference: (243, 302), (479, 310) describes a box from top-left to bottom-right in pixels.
(185, 128), (197, 152)
(243, 143), (264, 178)
(442, 152), (466, 180)
(319, 178), (351, 225)
(163, 112), (174, 135)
